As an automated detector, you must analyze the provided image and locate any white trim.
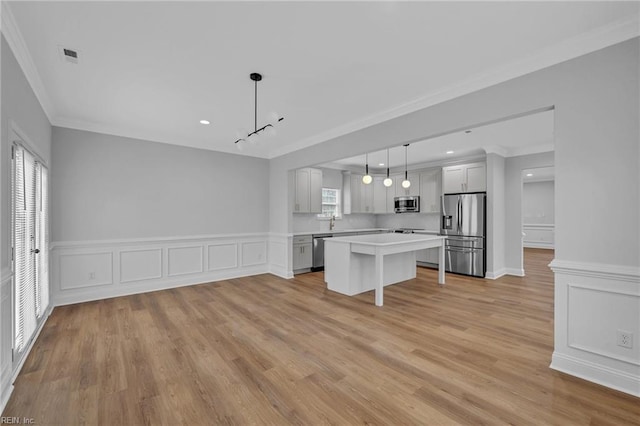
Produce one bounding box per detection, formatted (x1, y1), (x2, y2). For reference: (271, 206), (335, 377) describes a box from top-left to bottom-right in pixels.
(0, 2), (55, 121)
(485, 268), (507, 280)
(268, 15), (639, 159)
(550, 352), (640, 398)
(51, 233), (274, 306)
(549, 259), (640, 283)
(50, 232), (269, 249)
(268, 233), (294, 279)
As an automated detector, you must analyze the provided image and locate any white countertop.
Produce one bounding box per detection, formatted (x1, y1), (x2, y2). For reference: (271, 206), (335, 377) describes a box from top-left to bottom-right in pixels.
(293, 228), (390, 236)
(329, 232), (443, 246)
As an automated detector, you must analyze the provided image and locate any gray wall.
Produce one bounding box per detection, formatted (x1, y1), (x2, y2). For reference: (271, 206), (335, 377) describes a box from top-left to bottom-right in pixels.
(51, 127), (269, 242)
(271, 38), (639, 269)
(523, 181), (554, 224)
(1, 35), (52, 271)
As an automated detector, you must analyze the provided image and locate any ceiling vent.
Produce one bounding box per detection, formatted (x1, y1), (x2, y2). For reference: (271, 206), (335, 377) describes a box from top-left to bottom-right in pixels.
(57, 45), (80, 64)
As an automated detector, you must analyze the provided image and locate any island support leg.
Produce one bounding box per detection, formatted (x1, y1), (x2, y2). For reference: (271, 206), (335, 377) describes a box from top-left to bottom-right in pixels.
(438, 242), (445, 285)
(375, 253), (384, 306)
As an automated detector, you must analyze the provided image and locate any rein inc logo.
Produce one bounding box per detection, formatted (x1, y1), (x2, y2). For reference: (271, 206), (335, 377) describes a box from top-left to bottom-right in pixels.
(1, 418), (34, 424)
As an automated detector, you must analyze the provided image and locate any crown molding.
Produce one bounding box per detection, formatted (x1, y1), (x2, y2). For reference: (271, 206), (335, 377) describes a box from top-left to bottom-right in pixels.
(1, 2), (55, 122)
(268, 14), (640, 159)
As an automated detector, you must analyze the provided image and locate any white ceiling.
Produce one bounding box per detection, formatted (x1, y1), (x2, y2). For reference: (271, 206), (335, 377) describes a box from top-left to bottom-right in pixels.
(4, 1), (639, 159)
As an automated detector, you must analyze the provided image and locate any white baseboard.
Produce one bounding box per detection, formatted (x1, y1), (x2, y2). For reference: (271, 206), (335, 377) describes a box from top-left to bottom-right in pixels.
(551, 352), (640, 397)
(485, 268), (507, 280)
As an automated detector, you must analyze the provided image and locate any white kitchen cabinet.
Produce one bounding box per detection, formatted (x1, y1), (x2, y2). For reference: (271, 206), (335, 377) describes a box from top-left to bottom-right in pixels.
(395, 172), (420, 197)
(373, 176), (390, 213)
(293, 168), (322, 213)
(350, 174), (375, 213)
(442, 162), (486, 194)
(292, 235), (313, 272)
(419, 169), (441, 213)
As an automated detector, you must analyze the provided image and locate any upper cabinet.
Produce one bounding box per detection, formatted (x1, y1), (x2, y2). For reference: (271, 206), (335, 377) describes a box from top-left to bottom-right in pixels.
(349, 174), (374, 213)
(419, 169), (441, 213)
(442, 162), (486, 194)
(293, 168), (322, 213)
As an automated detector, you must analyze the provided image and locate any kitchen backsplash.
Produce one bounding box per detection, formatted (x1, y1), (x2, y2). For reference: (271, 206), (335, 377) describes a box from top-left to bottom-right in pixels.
(375, 213), (440, 231)
(292, 212), (440, 233)
(292, 213), (377, 233)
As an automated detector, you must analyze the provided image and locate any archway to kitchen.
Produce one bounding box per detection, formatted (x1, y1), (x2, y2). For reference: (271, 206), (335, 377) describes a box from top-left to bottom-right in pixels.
(295, 108), (556, 281)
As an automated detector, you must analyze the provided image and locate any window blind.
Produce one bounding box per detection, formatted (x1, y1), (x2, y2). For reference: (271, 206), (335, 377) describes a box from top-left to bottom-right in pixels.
(12, 145), (48, 354)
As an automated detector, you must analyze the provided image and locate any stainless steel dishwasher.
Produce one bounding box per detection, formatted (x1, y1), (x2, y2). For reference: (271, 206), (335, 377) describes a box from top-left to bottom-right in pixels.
(312, 234), (332, 271)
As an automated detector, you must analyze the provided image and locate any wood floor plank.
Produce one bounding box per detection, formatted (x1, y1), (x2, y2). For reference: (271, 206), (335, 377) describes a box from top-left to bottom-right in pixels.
(3, 249), (640, 425)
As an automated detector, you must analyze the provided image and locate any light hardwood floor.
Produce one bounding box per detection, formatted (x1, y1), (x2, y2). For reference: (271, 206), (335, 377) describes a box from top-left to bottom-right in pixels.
(3, 249), (640, 425)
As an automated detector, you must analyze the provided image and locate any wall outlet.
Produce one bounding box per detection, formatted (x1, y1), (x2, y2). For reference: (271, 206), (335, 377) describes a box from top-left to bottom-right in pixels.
(89, 272), (96, 280)
(617, 330), (633, 349)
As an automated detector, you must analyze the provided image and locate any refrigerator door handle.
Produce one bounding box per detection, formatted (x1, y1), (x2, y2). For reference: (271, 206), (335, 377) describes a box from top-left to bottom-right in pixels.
(457, 197), (462, 233)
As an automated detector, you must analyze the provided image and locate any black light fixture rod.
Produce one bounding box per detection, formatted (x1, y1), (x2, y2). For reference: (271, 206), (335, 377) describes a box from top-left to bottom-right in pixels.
(404, 143), (409, 179)
(386, 149), (390, 178)
(254, 78), (258, 132)
(235, 72), (285, 145)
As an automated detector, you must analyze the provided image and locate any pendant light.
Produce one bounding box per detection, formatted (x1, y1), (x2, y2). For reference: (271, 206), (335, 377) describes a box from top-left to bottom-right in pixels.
(401, 144), (411, 189)
(362, 153), (372, 184)
(383, 149), (393, 187)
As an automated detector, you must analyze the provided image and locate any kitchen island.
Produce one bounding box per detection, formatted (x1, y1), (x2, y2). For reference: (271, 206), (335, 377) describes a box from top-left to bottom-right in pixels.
(324, 233), (445, 306)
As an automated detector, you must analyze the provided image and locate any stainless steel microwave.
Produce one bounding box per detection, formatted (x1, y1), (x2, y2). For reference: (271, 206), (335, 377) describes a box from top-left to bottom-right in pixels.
(394, 196), (420, 213)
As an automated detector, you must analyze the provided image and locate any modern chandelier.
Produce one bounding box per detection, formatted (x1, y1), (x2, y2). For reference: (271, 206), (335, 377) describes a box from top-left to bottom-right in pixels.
(234, 73), (284, 150)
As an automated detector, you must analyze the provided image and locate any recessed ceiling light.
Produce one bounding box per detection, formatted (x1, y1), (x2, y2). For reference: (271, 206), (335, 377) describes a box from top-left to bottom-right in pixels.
(199, 120), (210, 125)
(378, 163), (385, 166)
(446, 150), (454, 154)
(526, 173), (533, 177)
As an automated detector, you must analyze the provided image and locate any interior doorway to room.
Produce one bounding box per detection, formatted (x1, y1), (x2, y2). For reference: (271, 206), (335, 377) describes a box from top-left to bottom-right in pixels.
(521, 166), (555, 274)
(11, 142), (50, 365)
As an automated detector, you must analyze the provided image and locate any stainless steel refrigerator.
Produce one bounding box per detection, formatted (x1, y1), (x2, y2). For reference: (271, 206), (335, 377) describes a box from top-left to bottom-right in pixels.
(440, 193), (486, 277)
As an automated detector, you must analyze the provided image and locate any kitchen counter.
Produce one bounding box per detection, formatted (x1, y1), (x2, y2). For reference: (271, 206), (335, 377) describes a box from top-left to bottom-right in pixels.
(292, 228), (390, 236)
(325, 233), (445, 306)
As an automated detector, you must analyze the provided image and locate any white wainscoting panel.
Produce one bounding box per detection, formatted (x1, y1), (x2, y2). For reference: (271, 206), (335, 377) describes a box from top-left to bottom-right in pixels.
(51, 233), (270, 306)
(168, 246), (203, 277)
(241, 241), (267, 267)
(1, 268), (13, 413)
(550, 259), (640, 397)
(208, 243), (238, 271)
(120, 249), (162, 283)
(523, 224), (554, 249)
(60, 252), (113, 289)
(268, 233), (293, 279)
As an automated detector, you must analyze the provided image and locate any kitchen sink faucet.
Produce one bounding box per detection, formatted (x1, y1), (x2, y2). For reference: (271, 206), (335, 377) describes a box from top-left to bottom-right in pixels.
(329, 215), (336, 231)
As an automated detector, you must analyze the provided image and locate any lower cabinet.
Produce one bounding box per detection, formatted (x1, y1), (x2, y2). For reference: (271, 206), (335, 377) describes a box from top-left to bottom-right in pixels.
(292, 235), (313, 272)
